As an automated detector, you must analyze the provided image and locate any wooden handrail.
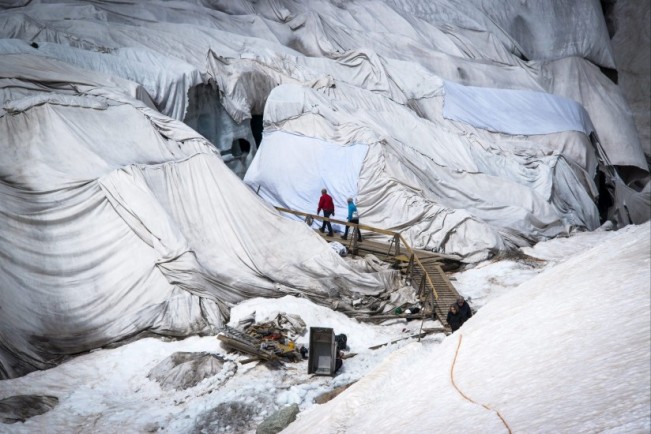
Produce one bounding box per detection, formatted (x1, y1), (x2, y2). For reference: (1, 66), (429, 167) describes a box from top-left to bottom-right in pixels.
(274, 206), (440, 301)
(413, 254), (439, 301)
(275, 206), (397, 236)
(399, 235), (438, 301)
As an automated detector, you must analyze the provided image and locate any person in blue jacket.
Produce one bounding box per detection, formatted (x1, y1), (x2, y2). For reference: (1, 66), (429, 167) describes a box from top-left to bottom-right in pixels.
(341, 197), (362, 241)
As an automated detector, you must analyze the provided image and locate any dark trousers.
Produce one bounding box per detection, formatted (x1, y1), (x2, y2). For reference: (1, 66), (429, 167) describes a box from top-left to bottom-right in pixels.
(343, 217), (362, 241)
(321, 210), (334, 235)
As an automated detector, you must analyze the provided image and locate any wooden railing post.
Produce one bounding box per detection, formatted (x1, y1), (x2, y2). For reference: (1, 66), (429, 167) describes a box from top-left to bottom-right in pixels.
(351, 223), (359, 255)
(406, 253), (414, 282)
(273, 206), (441, 302)
(419, 274), (425, 299)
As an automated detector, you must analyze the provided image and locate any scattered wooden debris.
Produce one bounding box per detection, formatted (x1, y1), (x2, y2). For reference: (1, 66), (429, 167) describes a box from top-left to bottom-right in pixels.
(217, 326), (303, 365)
(217, 327), (278, 363)
(367, 328), (446, 350)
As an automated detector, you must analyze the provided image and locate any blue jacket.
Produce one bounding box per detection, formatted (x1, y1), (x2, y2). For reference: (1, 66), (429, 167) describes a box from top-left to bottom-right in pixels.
(347, 202), (358, 221)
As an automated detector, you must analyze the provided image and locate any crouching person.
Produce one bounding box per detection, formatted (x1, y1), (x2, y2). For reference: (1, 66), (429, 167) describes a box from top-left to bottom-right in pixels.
(447, 304), (464, 333)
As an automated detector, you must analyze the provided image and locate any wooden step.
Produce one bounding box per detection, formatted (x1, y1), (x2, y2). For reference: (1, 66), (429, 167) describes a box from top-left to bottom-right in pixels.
(409, 260), (460, 327)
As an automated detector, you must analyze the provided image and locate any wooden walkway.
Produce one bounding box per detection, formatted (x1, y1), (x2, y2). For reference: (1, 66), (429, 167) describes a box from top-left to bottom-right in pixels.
(277, 207), (461, 327)
(321, 232), (405, 260)
(410, 258), (459, 326)
(322, 231), (460, 326)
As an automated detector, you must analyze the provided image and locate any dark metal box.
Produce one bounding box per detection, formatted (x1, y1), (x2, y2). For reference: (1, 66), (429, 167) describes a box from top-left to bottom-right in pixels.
(307, 327), (336, 376)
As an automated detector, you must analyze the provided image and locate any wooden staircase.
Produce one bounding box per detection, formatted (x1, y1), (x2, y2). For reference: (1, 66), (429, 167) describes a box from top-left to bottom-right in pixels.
(409, 257), (459, 327)
(274, 206), (461, 327)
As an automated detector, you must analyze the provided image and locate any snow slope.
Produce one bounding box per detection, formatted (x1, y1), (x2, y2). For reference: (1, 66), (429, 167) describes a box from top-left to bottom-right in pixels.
(0, 224), (648, 433)
(287, 223), (651, 433)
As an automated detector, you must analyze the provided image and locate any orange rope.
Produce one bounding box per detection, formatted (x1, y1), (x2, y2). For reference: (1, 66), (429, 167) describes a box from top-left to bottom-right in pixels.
(450, 334), (513, 434)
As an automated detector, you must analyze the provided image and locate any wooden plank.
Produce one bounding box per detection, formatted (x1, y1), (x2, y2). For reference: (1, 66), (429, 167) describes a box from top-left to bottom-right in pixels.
(274, 205), (463, 327)
(367, 328), (445, 350)
(357, 314), (425, 322)
(217, 333), (277, 361)
(275, 206), (397, 237)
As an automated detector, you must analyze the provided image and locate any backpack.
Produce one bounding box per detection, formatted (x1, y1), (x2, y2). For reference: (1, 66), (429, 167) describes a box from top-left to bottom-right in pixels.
(335, 333), (348, 352)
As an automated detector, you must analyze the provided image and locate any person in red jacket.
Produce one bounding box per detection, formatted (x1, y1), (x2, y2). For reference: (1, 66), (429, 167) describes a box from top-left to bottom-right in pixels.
(317, 188), (335, 236)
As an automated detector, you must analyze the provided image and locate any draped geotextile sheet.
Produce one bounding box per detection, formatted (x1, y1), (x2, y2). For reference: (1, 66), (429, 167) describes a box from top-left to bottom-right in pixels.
(0, 60), (399, 379)
(244, 132), (369, 234)
(0, 0), (644, 170)
(0, 0), (649, 376)
(1, 0), (644, 252)
(249, 83), (602, 261)
(0, 38), (202, 121)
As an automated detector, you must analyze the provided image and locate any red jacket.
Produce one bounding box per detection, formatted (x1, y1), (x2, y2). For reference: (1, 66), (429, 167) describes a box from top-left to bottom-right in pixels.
(317, 193), (335, 214)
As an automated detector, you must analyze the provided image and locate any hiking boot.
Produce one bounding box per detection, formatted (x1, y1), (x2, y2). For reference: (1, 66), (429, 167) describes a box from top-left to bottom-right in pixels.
(318, 228), (325, 233)
(341, 236), (347, 240)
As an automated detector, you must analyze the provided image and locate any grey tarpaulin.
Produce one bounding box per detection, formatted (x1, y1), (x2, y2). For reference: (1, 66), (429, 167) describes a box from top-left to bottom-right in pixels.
(0, 55), (399, 379)
(247, 83), (602, 261)
(0, 0), (648, 377)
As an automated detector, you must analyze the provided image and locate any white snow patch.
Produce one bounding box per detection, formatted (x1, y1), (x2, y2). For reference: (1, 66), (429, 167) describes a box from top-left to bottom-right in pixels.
(1, 224), (648, 433)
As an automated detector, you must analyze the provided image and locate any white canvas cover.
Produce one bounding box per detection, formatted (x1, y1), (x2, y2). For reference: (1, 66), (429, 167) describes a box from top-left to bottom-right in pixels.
(247, 82), (602, 260)
(443, 81), (595, 136)
(0, 38), (202, 120)
(244, 132), (368, 233)
(0, 0), (649, 377)
(0, 1), (643, 170)
(0, 54), (399, 379)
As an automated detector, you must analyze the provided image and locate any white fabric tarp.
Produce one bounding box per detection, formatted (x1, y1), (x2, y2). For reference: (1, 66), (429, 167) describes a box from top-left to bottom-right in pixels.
(443, 80), (595, 136)
(0, 1), (644, 170)
(0, 38), (202, 121)
(384, 0), (616, 68)
(0, 55), (399, 379)
(250, 82), (602, 260)
(244, 132), (368, 233)
(0, 0), (649, 376)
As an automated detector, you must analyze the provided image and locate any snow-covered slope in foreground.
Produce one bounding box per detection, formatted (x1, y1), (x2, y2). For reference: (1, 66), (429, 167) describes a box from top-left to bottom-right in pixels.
(0, 224), (648, 433)
(287, 223), (651, 433)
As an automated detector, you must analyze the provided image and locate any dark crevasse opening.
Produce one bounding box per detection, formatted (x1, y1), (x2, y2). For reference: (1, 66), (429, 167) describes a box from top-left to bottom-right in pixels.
(250, 114), (264, 148)
(184, 84), (258, 178)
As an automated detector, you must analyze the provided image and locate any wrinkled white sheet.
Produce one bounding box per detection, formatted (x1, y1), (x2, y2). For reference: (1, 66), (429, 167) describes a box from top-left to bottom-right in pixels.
(0, 0), (649, 378)
(257, 83), (601, 259)
(443, 81), (595, 136)
(0, 1), (643, 170)
(0, 39), (201, 120)
(244, 132), (368, 233)
(0, 2), (645, 246)
(0, 56), (399, 379)
(385, 0), (616, 68)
